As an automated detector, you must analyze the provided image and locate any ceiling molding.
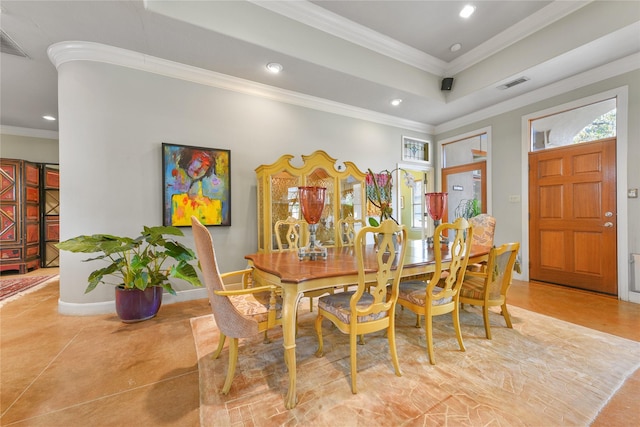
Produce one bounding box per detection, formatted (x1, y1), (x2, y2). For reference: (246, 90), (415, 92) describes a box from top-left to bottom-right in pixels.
(446, 1), (591, 75)
(252, 1), (591, 78)
(0, 125), (59, 139)
(250, 0), (447, 75)
(47, 41), (432, 134)
(435, 52), (640, 135)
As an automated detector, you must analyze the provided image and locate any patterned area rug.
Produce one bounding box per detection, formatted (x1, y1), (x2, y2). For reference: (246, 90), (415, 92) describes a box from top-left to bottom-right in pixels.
(0, 275), (58, 304)
(191, 303), (640, 426)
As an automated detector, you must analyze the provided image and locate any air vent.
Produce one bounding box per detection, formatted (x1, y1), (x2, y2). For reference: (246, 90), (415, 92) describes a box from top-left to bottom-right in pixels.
(0, 29), (29, 58)
(497, 76), (529, 90)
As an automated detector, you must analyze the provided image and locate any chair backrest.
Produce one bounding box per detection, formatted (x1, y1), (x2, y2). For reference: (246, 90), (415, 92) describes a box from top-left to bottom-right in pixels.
(430, 217), (473, 298)
(337, 214), (366, 246)
(485, 242), (520, 301)
(191, 216), (259, 338)
(274, 216), (307, 251)
(353, 219), (407, 320)
(468, 214), (496, 249)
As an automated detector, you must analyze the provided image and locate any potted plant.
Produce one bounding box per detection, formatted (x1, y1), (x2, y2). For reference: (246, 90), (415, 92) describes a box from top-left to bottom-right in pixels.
(57, 225), (202, 322)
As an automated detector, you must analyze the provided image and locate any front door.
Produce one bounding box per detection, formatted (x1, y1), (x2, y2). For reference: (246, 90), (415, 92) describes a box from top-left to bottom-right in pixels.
(529, 138), (617, 295)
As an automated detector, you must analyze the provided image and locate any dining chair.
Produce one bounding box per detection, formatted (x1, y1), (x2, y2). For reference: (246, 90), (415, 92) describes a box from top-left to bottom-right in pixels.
(314, 219), (408, 394)
(459, 242), (520, 339)
(467, 213), (496, 272)
(274, 216), (307, 252)
(191, 216), (282, 395)
(337, 213), (366, 247)
(396, 217), (473, 365)
(275, 216), (331, 312)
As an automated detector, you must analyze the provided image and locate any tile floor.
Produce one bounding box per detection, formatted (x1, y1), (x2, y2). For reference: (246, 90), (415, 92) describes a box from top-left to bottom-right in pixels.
(1, 269), (638, 426)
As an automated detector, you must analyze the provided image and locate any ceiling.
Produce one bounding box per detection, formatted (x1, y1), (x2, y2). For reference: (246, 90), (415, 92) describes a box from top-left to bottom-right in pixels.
(0, 1), (638, 136)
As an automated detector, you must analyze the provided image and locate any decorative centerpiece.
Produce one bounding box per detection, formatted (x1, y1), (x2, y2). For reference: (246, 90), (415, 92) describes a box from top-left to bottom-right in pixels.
(425, 192), (448, 248)
(297, 186), (328, 261)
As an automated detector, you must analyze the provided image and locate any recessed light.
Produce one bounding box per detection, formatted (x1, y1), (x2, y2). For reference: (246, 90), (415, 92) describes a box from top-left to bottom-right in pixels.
(390, 99), (403, 107)
(266, 62), (283, 73)
(460, 5), (476, 18)
(42, 115), (56, 121)
(450, 43), (462, 52)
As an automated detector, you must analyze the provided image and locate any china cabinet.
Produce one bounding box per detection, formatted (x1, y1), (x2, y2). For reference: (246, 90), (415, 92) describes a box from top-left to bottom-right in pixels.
(255, 151), (367, 253)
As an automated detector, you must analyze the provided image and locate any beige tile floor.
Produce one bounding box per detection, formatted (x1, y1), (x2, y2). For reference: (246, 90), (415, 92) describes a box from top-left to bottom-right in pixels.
(1, 268), (638, 426)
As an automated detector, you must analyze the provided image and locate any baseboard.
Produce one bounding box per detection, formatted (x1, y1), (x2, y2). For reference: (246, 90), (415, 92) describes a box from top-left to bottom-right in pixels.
(58, 287), (208, 316)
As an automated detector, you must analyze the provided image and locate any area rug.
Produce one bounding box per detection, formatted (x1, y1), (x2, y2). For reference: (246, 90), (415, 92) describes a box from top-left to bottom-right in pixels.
(0, 275), (58, 304)
(191, 302), (640, 426)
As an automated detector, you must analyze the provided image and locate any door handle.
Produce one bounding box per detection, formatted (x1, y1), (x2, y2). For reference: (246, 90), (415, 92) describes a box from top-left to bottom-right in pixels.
(604, 211), (613, 217)
(604, 222), (613, 228)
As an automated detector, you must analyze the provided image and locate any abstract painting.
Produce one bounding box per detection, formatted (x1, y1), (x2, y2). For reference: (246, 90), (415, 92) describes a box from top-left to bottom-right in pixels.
(162, 143), (231, 226)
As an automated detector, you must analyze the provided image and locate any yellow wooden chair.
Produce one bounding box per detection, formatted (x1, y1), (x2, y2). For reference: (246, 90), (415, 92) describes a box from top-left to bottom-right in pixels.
(191, 216), (281, 394)
(396, 217), (473, 364)
(314, 219), (408, 394)
(459, 242), (520, 339)
(275, 216), (332, 312)
(337, 213), (366, 247)
(274, 216), (307, 252)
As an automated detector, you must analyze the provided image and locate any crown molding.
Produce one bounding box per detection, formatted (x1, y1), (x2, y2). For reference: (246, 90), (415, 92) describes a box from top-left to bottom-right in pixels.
(0, 125), (59, 139)
(252, 1), (590, 78)
(446, 1), (591, 75)
(47, 41), (431, 134)
(250, 0), (447, 75)
(435, 52), (640, 135)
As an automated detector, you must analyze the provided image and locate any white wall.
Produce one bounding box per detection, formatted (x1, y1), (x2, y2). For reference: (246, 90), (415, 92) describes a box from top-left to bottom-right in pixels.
(56, 60), (428, 312)
(0, 133), (59, 163)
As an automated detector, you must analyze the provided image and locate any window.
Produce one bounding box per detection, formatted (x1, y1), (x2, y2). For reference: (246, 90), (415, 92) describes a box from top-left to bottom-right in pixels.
(530, 98), (616, 151)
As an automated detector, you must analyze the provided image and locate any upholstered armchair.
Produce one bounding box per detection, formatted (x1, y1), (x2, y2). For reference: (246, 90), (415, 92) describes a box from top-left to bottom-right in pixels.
(191, 216), (282, 394)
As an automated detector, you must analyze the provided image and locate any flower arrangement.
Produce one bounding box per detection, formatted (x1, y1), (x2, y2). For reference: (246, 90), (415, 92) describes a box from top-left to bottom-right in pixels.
(366, 168), (419, 227)
(366, 169), (394, 226)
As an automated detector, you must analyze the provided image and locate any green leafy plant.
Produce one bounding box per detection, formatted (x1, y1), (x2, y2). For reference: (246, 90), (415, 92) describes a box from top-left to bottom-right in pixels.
(57, 226), (202, 294)
(454, 199), (481, 220)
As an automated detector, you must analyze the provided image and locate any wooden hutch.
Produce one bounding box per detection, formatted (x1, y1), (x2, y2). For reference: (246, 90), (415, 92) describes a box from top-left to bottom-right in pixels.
(255, 151), (367, 253)
(0, 159), (60, 273)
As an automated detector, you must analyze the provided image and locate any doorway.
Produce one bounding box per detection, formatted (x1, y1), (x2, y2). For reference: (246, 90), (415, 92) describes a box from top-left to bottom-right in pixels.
(527, 96), (618, 295)
(529, 138), (617, 294)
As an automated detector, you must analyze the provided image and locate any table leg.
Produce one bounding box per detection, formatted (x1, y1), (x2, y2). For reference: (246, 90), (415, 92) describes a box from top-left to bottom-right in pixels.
(282, 286), (299, 409)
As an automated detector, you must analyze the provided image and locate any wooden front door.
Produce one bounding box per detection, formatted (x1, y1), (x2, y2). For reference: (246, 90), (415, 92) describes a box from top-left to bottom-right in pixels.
(529, 138), (617, 295)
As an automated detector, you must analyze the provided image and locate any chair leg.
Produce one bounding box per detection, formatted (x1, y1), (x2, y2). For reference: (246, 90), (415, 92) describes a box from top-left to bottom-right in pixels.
(350, 331), (358, 394)
(388, 320), (402, 377)
(415, 314), (421, 328)
(213, 333), (227, 359)
(453, 304), (466, 352)
(501, 304), (513, 329)
(314, 313), (325, 357)
(483, 305), (492, 340)
(221, 337), (239, 395)
(425, 314), (436, 365)
(309, 297), (314, 312)
(263, 330), (271, 344)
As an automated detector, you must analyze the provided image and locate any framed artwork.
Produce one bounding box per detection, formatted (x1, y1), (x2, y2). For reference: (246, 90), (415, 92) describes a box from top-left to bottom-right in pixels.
(162, 143), (231, 226)
(401, 136), (431, 164)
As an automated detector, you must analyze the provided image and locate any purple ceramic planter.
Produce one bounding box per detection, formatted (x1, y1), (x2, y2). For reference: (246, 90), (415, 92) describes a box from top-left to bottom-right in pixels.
(115, 286), (163, 323)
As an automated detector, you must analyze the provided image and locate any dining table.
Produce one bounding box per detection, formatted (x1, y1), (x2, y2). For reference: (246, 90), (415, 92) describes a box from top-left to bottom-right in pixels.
(245, 239), (489, 409)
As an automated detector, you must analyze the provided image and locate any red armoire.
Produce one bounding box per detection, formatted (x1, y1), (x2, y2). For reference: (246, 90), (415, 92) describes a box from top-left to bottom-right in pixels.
(0, 159), (60, 273)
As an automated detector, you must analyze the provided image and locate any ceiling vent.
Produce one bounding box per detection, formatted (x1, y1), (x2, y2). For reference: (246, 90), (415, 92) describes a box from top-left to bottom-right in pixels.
(0, 29), (29, 58)
(497, 76), (529, 90)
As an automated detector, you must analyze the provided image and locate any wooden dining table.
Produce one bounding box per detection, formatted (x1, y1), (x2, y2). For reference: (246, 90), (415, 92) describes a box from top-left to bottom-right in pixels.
(245, 240), (489, 409)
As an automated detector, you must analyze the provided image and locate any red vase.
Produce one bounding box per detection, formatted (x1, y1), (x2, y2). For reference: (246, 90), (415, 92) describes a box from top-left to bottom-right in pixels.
(115, 286), (163, 323)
